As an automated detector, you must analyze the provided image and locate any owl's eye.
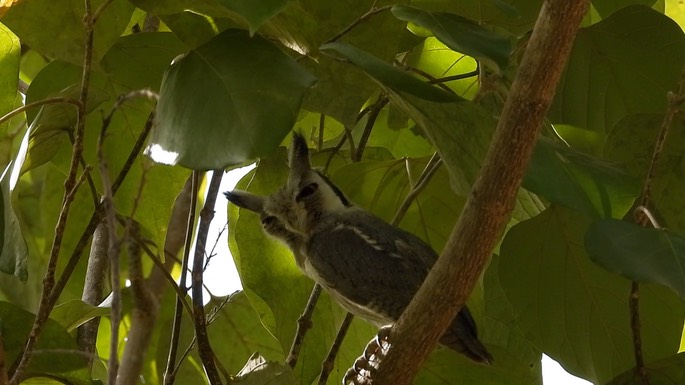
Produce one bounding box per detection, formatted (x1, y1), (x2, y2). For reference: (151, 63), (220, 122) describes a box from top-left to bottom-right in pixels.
(296, 183), (318, 201)
(261, 215), (277, 226)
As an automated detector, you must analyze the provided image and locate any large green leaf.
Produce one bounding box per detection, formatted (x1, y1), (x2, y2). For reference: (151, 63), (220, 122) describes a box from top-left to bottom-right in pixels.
(592, 0), (659, 18)
(275, 0), (419, 127)
(51, 299), (110, 331)
(391, 5), (512, 70)
(101, 32), (188, 92)
(1, 0), (134, 65)
(0, 301), (90, 384)
(320, 42), (457, 103)
(549, 5), (685, 146)
(403, 37), (480, 100)
(605, 113), (685, 233)
(22, 60), (110, 173)
(153, 29), (316, 169)
(499, 206), (684, 384)
(219, 0), (289, 34)
(386, 94), (494, 196)
(523, 137), (639, 219)
(407, 0), (543, 35)
(586, 219), (685, 301)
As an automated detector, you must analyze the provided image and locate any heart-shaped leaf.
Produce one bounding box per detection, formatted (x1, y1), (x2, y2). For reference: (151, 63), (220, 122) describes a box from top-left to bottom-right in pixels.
(152, 29), (316, 169)
(524, 137), (639, 219)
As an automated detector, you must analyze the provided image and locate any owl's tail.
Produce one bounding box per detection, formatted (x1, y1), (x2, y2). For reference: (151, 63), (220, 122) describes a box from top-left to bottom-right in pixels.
(440, 306), (494, 365)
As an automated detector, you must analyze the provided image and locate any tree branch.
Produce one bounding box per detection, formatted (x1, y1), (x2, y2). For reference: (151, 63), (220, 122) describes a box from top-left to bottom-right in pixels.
(628, 74), (685, 385)
(372, 1), (589, 384)
(318, 312), (355, 385)
(164, 173), (200, 385)
(191, 171), (224, 385)
(286, 284), (323, 368)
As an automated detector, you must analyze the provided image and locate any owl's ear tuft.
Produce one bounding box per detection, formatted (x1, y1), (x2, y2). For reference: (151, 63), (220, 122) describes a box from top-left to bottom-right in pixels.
(224, 190), (265, 213)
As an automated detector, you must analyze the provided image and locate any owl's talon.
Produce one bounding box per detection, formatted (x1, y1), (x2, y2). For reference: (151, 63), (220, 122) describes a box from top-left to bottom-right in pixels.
(342, 327), (393, 384)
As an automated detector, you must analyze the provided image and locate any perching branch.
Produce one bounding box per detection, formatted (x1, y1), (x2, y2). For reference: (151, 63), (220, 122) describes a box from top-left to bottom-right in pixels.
(372, 1), (590, 384)
(191, 171), (224, 385)
(286, 284), (323, 368)
(318, 313), (355, 385)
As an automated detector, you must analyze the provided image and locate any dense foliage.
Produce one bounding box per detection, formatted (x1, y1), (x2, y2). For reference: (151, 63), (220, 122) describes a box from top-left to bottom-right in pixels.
(0, 0), (685, 384)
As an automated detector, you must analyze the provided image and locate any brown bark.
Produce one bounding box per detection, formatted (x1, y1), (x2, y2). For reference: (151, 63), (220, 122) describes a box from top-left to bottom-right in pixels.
(372, 1), (590, 384)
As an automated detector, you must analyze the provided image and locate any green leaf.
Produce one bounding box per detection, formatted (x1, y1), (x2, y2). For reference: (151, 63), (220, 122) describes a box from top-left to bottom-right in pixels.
(0, 301), (90, 384)
(0, 164), (27, 280)
(0, 22), (20, 135)
(386, 94), (494, 195)
(100, 32), (188, 91)
(605, 352), (685, 385)
(218, 0), (289, 34)
(206, 292), (285, 373)
(549, 5), (685, 143)
(320, 42), (458, 103)
(1, 0), (134, 65)
(592, 0), (659, 18)
(523, 137), (639, 219)
(586, 219), (685, 301)
(153, 29), (316, 169)
(403, 37), (479, 100)
(499, 207), (684, 384)
(391, 5), (512, 71)
(23, 60), (110, 173)
(605, 113), (685, 233)
(406, 0), (543, 35)
(51, 299), (109, 331)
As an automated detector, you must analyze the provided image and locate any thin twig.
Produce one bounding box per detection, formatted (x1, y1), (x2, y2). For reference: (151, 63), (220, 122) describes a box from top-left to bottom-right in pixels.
(394, 62), (454, 94)
(354, 96), (388, 162)
(325, 5), (393, 44)
(628, 77), (685, 385)
(164, 171), (200, 385)
(50, 111), (155, 307)
(97, 93), (124, 385)
(318, 114), (326, 151)
(9, 2), (97, 379)
(318, 313), (355, 385)
(286, 284), (323, 368)
(323, 134), (348, 174)
(0, 97), (82, 127)
(391, 154), (442, 226)
(431, 70), (480, 84)
(191, 171), (224, 384)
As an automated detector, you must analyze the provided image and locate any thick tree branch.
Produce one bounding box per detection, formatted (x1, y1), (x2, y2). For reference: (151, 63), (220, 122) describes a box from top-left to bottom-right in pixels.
(372, 1), (589, 384)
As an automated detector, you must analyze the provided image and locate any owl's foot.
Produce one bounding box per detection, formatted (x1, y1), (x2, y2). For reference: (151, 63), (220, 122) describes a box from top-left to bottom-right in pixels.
(342, 325), (392, 385)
